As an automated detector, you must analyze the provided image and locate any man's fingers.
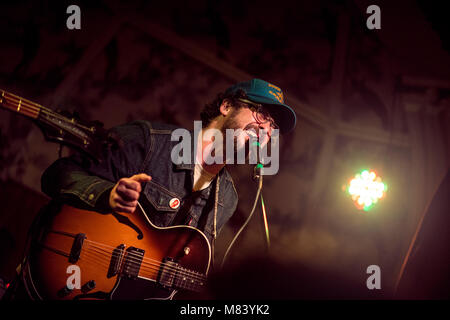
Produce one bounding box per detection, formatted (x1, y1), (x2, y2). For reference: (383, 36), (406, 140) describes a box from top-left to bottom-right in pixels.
(114, 197), (138, 209)
(110, 192), (137, 213)
(117, 184), (140, 201)
(110, 173), (151, 213)
(119, 179), (143, 193)
(113, 203), (135, 214)
(130, 173), (152, 184)
(118, 174), (151, 192)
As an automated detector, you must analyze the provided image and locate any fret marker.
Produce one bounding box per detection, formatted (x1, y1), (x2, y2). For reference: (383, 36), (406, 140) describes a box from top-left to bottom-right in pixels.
(184, 247), (190, 255)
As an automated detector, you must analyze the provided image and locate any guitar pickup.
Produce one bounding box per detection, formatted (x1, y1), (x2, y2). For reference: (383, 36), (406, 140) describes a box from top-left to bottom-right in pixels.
(157, 257), (179, 288)
(69, 233), (86, 263)
(107, 244), (125, 278)
(121, 247), (145, 279)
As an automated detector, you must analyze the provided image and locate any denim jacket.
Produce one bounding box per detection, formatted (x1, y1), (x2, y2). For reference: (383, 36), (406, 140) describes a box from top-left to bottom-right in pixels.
(41, 120), (239, 243)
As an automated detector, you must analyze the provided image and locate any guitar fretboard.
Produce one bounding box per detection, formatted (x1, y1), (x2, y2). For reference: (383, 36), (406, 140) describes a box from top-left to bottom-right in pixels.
(0, 89), (41, 119)
(0, 88), (109, 162)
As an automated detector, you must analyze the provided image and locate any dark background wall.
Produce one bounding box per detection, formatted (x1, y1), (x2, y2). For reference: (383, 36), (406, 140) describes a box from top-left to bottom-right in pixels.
(0, 0), (449, 299)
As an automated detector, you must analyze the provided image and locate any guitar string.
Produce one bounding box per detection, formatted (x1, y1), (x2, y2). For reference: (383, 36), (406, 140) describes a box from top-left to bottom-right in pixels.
(79, 250), (111, 271)
(81, 249), (200, 291)
(84, 243), (206, 286)
(78, 250), (196, 291)
(83, 241), (206, 284)
(84, 239), (178, 268)
(1, 98), (39, 117)
(2, 93), (95, 131)
(1, 96), (95, 145)
(4, 93), (98, 135)
(84, 239), (206, 281)
(83, 244), (206, 289)
(2, 93), (47, 117)
(82, 250), (200, 292)
(83, 238), (207, 278)
(2, 94), (95, 144)
(80, 247), (202, 290)
(84, 245), (201, 283)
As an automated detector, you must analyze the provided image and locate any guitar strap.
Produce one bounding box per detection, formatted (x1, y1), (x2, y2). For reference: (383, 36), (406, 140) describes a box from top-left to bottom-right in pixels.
(198, 175), (219, 270)
(169, 175), (220, 269)
(170, 183), (213, 228)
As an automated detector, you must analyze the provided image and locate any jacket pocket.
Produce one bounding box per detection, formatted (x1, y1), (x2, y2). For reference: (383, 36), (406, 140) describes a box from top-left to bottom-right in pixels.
(143, 180), (181, 213)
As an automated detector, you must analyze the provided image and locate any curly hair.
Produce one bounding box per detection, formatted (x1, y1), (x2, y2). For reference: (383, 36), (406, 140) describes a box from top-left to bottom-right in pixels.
(200, 89), (249, 127)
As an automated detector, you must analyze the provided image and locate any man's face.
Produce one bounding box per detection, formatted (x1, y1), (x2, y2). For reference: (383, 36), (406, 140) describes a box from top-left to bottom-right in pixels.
(225, 104), (275, 137)
(221, 103), (276, 161)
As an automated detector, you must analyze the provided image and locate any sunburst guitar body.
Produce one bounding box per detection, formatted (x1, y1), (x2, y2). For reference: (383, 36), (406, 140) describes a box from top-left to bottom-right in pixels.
(22, 202), (211, 300)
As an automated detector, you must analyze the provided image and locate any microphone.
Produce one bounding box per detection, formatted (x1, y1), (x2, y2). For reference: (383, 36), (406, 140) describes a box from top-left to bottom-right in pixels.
(252, 140), (263, 182)
(245, 127), (265, 182)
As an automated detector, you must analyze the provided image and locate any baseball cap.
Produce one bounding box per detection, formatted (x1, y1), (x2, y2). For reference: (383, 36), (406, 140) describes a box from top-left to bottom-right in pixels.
(225, 78), (297, 134)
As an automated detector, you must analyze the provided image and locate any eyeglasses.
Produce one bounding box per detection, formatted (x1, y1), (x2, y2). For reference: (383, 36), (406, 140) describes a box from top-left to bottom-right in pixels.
(236, 98), (279, 130)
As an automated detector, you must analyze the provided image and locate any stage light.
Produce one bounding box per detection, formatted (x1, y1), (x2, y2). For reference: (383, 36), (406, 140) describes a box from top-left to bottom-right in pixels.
(345, 170), (387, 211)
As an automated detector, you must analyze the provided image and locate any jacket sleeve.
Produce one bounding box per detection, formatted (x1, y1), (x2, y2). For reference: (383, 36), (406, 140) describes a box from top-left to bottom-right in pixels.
(41, 120), (152, 212)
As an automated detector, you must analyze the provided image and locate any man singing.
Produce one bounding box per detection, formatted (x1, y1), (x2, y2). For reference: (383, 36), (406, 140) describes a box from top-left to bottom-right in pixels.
(42, 78), (296, 242)
(5, 78), (296, 300)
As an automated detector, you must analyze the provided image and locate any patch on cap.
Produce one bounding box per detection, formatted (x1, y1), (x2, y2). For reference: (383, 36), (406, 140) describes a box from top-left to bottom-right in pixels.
(267, 83), (284, 103)
(169, 198), (180, 209)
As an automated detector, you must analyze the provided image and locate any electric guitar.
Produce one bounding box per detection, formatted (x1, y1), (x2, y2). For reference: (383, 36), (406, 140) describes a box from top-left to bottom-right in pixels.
(0, 89), (210, 299)
(23, 202), (211, 300)
(0, 89), (119, 162)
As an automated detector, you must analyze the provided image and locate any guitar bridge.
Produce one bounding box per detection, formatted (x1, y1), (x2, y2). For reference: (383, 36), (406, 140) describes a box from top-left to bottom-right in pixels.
(157, 257), (206, 292)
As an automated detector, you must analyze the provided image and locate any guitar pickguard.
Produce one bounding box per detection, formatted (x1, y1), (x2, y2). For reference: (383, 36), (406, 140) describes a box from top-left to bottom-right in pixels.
(110, 277), (175, 300)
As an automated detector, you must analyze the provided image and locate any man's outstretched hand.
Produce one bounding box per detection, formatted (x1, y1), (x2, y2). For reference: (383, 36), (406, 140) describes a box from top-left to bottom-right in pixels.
(109, 173), (151, 213)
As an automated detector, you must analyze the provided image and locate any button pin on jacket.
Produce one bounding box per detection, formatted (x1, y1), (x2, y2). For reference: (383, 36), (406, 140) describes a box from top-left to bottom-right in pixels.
(169, 198), (180, 209)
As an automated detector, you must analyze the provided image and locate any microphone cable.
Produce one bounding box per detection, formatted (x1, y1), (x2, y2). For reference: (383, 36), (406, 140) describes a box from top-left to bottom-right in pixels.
(220, 163), (264, 270)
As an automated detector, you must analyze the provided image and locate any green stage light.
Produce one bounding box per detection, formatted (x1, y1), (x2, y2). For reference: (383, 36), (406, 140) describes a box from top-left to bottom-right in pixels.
(345, 170), (387, 211)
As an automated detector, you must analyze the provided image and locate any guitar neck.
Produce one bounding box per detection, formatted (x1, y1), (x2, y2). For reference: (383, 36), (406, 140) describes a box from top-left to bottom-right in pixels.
(0, 89), (43, 119)
(1, 88), (115, 162)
